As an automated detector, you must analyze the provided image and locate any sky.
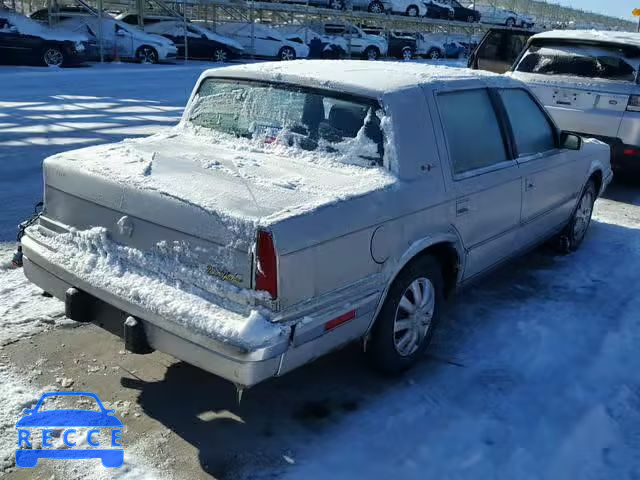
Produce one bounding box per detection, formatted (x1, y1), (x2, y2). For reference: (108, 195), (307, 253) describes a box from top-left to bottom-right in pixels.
(561, 0), (637, 20)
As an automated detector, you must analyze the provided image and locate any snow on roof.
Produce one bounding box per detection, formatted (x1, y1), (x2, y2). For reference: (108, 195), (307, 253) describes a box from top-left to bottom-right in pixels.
(203, 60), (520, 97)
(531, 30), (640, 49)
(0, 10), (87, 41)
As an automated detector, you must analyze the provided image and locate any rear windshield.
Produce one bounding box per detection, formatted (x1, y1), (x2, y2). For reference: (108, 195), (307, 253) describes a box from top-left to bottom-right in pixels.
(187, 78), (384, 166)
(515, 43), (638, 82)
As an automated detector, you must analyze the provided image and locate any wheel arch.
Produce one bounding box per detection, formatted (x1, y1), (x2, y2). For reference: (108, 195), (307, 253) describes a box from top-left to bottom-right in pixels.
(364, 234), (464, 338)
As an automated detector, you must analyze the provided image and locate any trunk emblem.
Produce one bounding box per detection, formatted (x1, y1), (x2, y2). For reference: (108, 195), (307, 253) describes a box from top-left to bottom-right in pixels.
(116, 216), (134, 238)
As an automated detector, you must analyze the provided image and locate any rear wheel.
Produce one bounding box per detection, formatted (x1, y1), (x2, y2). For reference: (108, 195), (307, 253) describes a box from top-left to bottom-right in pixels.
(406, 5), (419, 16)
(278, 46), (296, 61)
(329, 0), (345, 9)
(135, 46), (158, 64)
(363, 46), (380, 60)
(466, 14), (475, 22)
(427, 47), (440, 59)
(505, 17), (516, 27)
(401, 46), (413, 60)
(368, 0), (385, 13)
(212, 47), (229, 62)
(367, 255), (443, 374)
(558, 180), (596, 253)
(43, 47), (64, 67)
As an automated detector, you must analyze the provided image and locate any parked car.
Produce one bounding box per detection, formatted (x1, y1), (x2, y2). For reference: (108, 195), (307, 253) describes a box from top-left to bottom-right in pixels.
(277, 25), (347, 59)
(115, 14), (243, 62)
(215, 22), (308, 60)
(470, 3), (518, 27)
(443, 40), (465, 58)
(22, 61), (611, 388)
(414, 32), (445, 59)
(0, 10), (88, 66)
(322, 23), (388, 59)
(30, 9), (178, 63)
(386, 0), (427, 17)
(509, 30), (640, 175)
(518, 12), (535, 28)
(272, 0), (392, 11)
(424, 0), (454, 19)
(438, 0), (480, 22)
(468, 26), (532, 73)
(387, 31), (416, 59)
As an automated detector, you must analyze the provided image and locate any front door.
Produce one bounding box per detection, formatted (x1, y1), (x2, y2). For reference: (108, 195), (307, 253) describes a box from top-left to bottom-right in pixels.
(496, 88), (587, 245)
(435, 87), (522, 279)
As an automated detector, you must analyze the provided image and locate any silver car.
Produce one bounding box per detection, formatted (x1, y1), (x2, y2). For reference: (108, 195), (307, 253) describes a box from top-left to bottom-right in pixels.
(509, 30), (640, 176)
(22, 61), (612, 388)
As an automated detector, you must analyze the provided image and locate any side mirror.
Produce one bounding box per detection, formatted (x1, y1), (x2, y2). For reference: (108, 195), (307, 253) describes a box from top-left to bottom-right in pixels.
(561, 131), (582, 150)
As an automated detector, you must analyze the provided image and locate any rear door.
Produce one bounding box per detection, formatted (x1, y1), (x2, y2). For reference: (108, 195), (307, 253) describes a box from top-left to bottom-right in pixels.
(497, 88), (587, 244)
(434, 87), (522, 279)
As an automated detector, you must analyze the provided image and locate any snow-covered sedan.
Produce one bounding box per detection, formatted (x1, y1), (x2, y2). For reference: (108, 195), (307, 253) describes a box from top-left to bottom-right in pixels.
(322, 23), (388, 59)
(0, 10), (88, 66)
(216, 22), (308, 60)
(510, 30), (640, 176)
(470, 3), (518, 27)
(116, 14), (243, 62)
(386, 0), (428, 17)
(22, 61), (611, 388)
(277, 25), (348, 59)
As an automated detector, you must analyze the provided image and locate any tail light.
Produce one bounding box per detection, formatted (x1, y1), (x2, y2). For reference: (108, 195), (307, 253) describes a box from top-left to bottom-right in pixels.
(626, 95), (640, 112)
(255, 230), (278, 299)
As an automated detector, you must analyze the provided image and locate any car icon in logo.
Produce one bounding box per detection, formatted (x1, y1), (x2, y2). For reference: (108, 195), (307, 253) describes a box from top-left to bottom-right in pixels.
(15, 391), (124, 468)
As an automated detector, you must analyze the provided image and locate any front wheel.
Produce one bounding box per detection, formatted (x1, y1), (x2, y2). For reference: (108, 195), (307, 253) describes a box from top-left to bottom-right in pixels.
(401, 47), (413, 60)
(406, 5), (419, 16)
(505, 17), (516, 27)
(466, 14), (475, 22)
(559, 180), (596, 253)
(212, 47), (230, 62)
(329, 0), (345, 9)
(427, 47), (440, 59)
(368, 0), (385, 13)
(135, 46), (158, 64)
(367, 255), (443, 374)
(363, 46), (380, 60)
(278, 46), (296, 61)
(43, 47), (64, 67)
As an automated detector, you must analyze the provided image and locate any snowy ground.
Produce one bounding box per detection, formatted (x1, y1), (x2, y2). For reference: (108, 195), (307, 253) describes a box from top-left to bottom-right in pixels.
(0, 61), (639, 480)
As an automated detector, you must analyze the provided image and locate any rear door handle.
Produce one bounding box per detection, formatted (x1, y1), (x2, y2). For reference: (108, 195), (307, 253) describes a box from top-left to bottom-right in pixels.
(456, 199), (470, 216)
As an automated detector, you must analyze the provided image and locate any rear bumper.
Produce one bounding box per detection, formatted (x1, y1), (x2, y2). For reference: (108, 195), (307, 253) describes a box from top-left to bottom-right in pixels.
(22, 230), (379, 387)
(569, 133), (640, 176)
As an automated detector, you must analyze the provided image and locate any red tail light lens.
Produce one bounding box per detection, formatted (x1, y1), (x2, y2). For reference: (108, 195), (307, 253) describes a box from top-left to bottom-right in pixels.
(255, 230), (278, 299)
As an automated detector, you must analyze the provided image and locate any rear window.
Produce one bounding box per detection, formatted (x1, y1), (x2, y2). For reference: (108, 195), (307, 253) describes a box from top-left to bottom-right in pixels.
(187, 78), (384, 166)
(515, 43), (638, 82)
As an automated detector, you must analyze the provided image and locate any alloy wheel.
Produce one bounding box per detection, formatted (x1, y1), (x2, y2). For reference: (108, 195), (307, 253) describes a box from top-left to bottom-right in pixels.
(402, 48), (413, 60)
(44, 48), (63, 67)
(572, 189), (594, 242)
(213, 48), (228, 62)
(138, 47), (157, 64)
(406, 6), (418, 16)
(280, 47), (295, 60)
(393, 278), (435, 357)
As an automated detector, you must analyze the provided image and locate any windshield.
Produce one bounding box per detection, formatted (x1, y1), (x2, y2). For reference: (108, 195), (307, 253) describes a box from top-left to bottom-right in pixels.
(187, 79), (384, 166)
(515, 43), (638, 82)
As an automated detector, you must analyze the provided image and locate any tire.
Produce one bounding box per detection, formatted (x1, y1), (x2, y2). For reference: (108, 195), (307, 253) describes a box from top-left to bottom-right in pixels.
(401, 47), (413, 60)
(558, 180), (596, 253)
(43, 46), (64, 67)
(212, 47), (230, 62)
(368, 0), (384, 13)
(363, 46), (380, 60)
(135, 46), (158, 64)
(406, 5), (419, 16)
(278, 46), (296, 61)
(329, 0), (345, 9)
(505, 17), (515, 27)
(467, 14), (475, 22)
(427, 47), (440, 59)
(367, 255), (444, 374)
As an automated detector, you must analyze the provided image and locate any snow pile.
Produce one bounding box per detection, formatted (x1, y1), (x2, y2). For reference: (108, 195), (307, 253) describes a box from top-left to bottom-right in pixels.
(2, 11), (87, 42)
(27, 226), (286, 350)
(0, 244), (66, 346)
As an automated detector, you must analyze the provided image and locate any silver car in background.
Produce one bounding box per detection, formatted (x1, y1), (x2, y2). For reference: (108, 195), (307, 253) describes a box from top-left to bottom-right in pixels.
(22, 61), (611, 389)
(510, 30), (640, 176)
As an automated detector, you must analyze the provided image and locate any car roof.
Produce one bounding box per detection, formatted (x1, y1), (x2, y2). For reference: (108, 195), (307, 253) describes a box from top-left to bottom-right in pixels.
(203, 60), (521, 97)
(531, 29), (640, 49)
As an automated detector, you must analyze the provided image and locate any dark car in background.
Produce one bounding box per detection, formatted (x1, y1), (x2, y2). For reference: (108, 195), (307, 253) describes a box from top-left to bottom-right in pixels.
(468, 27), (533, 73)
(0, 10), (87, 66)
(360, 26), (414, 60)
(439, 0), (480, 22)
(424, 0), (453, 19)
